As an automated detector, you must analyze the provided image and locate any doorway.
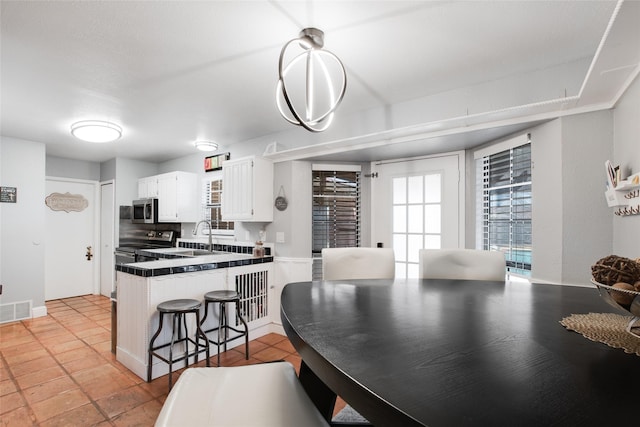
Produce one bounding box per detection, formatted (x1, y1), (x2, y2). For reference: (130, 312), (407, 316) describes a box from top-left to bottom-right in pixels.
(45, 178), (99, 300)
(100, 181), (114, 297)
(371, 152), (464, 278)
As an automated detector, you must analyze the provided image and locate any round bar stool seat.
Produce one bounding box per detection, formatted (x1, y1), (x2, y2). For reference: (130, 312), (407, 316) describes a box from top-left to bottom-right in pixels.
(148, 298), (209, 389)
(200, 290), (249, 366)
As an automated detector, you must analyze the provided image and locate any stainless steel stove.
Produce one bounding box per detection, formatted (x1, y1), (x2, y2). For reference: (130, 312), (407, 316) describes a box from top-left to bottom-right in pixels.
(115, 230), (176, 264)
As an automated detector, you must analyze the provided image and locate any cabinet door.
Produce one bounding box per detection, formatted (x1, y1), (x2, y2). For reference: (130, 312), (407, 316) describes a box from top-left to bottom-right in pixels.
(138, 177), (158, 198)
(222, 159), (253, 220)
(157, 173), (178, 221)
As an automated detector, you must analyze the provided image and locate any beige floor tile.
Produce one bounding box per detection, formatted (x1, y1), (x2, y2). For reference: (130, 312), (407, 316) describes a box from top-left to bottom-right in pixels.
(3, 349), (50, 370)
(110, 398), (163, 427)
(0, 391), (25, 415)
(95, 385), (154, 418)
(22, 376), (78, 405)
(14, 366), (67, 390)
(252, 345), (292, 362)
(38, 403), (107, 427)
(30, 389), (90, 423)
(8, 355), (59, 379)
(0, 406), (37, 426)
(1, 378), (18, 397)
(2, 295), (298, 426)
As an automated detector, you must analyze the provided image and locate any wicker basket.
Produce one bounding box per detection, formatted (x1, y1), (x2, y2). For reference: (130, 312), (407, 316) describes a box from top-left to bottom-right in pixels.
(591, 255), (640, 287)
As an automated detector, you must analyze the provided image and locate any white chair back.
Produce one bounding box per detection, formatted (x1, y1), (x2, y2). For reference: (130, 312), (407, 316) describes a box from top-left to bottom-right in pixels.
(418, 249), (505, 281)
(155, 363), (329, 426)
(322, 247), (395, 280)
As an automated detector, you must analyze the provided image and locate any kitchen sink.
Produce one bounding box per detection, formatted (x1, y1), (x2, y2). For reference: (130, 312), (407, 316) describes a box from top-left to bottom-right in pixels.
(175, 249), (227, 257)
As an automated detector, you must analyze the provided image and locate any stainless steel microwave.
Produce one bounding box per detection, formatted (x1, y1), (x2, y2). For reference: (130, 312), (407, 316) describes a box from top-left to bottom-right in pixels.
(132, 198), (158, 223)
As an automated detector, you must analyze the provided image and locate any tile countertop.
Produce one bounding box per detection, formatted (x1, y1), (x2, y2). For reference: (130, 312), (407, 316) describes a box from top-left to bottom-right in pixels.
(115, 247), (273, 278)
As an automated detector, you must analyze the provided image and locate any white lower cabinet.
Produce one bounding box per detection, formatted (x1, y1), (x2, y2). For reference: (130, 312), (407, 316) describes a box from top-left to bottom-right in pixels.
(116, 262), (274, 381)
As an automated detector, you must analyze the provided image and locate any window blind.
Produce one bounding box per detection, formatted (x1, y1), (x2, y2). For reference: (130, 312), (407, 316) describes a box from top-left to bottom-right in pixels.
(477, 141), (531, 276)
(312, 170), (361, 279)
(202, 177), (234, 234)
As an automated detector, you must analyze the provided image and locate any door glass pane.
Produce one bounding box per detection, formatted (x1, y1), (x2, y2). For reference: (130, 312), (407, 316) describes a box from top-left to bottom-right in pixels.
(393, 177), (406, 204)
(407, 205), (423, 233)
(424, 174), (441, 203)
(393, 206), (406, 233)
(407, 235), (422, 263)
(387, 169), (446, 279)
(424, 205), (441, 234)
(425, 235), (441, 249)
(407, 176), (423, 204)
(407, 263), (419, 278)
(393, 234), (407, 262)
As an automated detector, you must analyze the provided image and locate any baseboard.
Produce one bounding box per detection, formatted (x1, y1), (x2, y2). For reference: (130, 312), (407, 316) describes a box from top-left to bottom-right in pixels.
(32, 305), (47, 318)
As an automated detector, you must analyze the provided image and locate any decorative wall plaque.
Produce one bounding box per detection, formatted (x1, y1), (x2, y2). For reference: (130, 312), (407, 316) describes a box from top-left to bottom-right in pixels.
(45, 192), (89, 213)
(275, 186), (288, 211)
(0, 187), (17, 203)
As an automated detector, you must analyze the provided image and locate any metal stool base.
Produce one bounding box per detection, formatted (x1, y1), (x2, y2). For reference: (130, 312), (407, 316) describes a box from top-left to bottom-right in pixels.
(148, 299), (210, 389)
(200, 291), (249, 366)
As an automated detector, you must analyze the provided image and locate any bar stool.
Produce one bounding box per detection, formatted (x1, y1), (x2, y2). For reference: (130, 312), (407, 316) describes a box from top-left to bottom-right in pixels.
(200, 290), (249, 366)
(147, 299), (209, 389)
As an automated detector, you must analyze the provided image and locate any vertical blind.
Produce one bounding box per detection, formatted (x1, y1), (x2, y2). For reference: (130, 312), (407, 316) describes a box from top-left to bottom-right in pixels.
(312, 170), (361, 279)
(477, 142), (532, 276)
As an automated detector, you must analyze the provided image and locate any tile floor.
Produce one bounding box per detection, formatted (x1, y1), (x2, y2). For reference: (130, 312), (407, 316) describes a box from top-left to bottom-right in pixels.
(0, 294), (345, 426)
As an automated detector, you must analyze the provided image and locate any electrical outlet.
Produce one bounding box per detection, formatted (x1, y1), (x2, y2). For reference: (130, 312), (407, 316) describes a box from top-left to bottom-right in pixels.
(276, 232), (285, 243)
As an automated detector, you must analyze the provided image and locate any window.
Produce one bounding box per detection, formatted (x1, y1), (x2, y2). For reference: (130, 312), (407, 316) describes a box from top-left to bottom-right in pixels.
(201, 176), (234, 234)
(312, 166), (361, 279)
(476, 137), (531, 276)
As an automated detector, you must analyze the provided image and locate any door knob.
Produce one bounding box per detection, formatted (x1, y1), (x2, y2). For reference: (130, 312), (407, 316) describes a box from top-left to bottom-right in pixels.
(86, 246), (93, 261)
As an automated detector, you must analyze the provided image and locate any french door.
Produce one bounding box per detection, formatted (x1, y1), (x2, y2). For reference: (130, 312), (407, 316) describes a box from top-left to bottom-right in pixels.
(371, 153), (463, 278)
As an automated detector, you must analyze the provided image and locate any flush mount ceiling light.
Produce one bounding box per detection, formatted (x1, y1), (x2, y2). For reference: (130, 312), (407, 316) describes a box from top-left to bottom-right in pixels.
(70, 120), (122, 143)
(276, 27), (346, 133)
(194, 140), (219, 152)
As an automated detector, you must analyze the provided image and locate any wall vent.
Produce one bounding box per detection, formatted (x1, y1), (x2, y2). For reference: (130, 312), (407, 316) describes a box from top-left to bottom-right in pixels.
(0, 300), (32, 324)
(235, 270), (268, 323)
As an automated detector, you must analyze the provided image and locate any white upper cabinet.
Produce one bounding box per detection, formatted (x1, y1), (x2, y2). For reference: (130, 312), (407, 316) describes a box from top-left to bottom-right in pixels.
(222, 156), (273, 222)
(138, 171), (199, 222)
(137, 176), (159, 198)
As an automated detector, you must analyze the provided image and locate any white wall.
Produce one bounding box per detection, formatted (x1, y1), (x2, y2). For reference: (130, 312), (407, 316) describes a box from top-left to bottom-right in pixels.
(46, 155), (100, 181)
(530, 119), (564, 284)
(612, 75), (640, 257)
(0, 137), (46, 310)
(560, 111), (613, 285)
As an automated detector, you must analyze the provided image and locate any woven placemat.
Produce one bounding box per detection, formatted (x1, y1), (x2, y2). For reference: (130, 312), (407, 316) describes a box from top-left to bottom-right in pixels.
(560, 313), (640, 356)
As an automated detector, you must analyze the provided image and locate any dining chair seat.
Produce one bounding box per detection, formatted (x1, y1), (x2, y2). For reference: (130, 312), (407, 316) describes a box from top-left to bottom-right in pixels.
(154, 362), (329, 427)
(322, 247), (395, 280)
(419, 248), (506, 281)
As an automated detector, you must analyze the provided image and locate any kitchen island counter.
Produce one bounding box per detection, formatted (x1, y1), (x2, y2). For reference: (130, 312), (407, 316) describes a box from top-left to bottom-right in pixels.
(116, 247), (273, 277)
(116, 247), (273, 381)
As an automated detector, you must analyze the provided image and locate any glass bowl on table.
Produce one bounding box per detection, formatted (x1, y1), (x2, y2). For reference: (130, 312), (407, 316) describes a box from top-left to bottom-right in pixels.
(592, 278), (640, 338)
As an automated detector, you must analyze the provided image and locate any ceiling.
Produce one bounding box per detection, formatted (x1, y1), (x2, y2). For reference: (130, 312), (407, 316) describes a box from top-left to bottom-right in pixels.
(1, 1), (639, 164)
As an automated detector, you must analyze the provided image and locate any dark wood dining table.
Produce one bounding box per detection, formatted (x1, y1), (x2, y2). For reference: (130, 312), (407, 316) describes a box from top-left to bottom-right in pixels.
(280, 279), (640, 427)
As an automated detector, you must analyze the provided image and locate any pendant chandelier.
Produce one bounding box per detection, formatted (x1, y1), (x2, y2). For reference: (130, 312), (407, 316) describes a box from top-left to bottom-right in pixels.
(276, 28), (346, 132)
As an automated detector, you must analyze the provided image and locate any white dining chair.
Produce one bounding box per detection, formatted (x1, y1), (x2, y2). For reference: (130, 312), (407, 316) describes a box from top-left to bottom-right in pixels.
(418, 249), (506, 281)
(322, 247), (395, 280)
(155, 362), (329, 427)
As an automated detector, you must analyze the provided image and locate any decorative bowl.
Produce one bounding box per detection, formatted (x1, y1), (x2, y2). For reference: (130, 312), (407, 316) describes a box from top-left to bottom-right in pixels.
(592, 278), (640, 338)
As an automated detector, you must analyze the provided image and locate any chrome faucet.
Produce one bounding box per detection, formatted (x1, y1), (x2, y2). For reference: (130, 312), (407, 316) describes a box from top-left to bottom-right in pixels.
(193, 220), (213, 252)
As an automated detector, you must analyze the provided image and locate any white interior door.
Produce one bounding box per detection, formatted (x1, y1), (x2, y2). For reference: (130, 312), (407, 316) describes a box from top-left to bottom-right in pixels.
(45, 179), (97, 300)
(371, 153), (463, 278)
(100, 182), (114, 297)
